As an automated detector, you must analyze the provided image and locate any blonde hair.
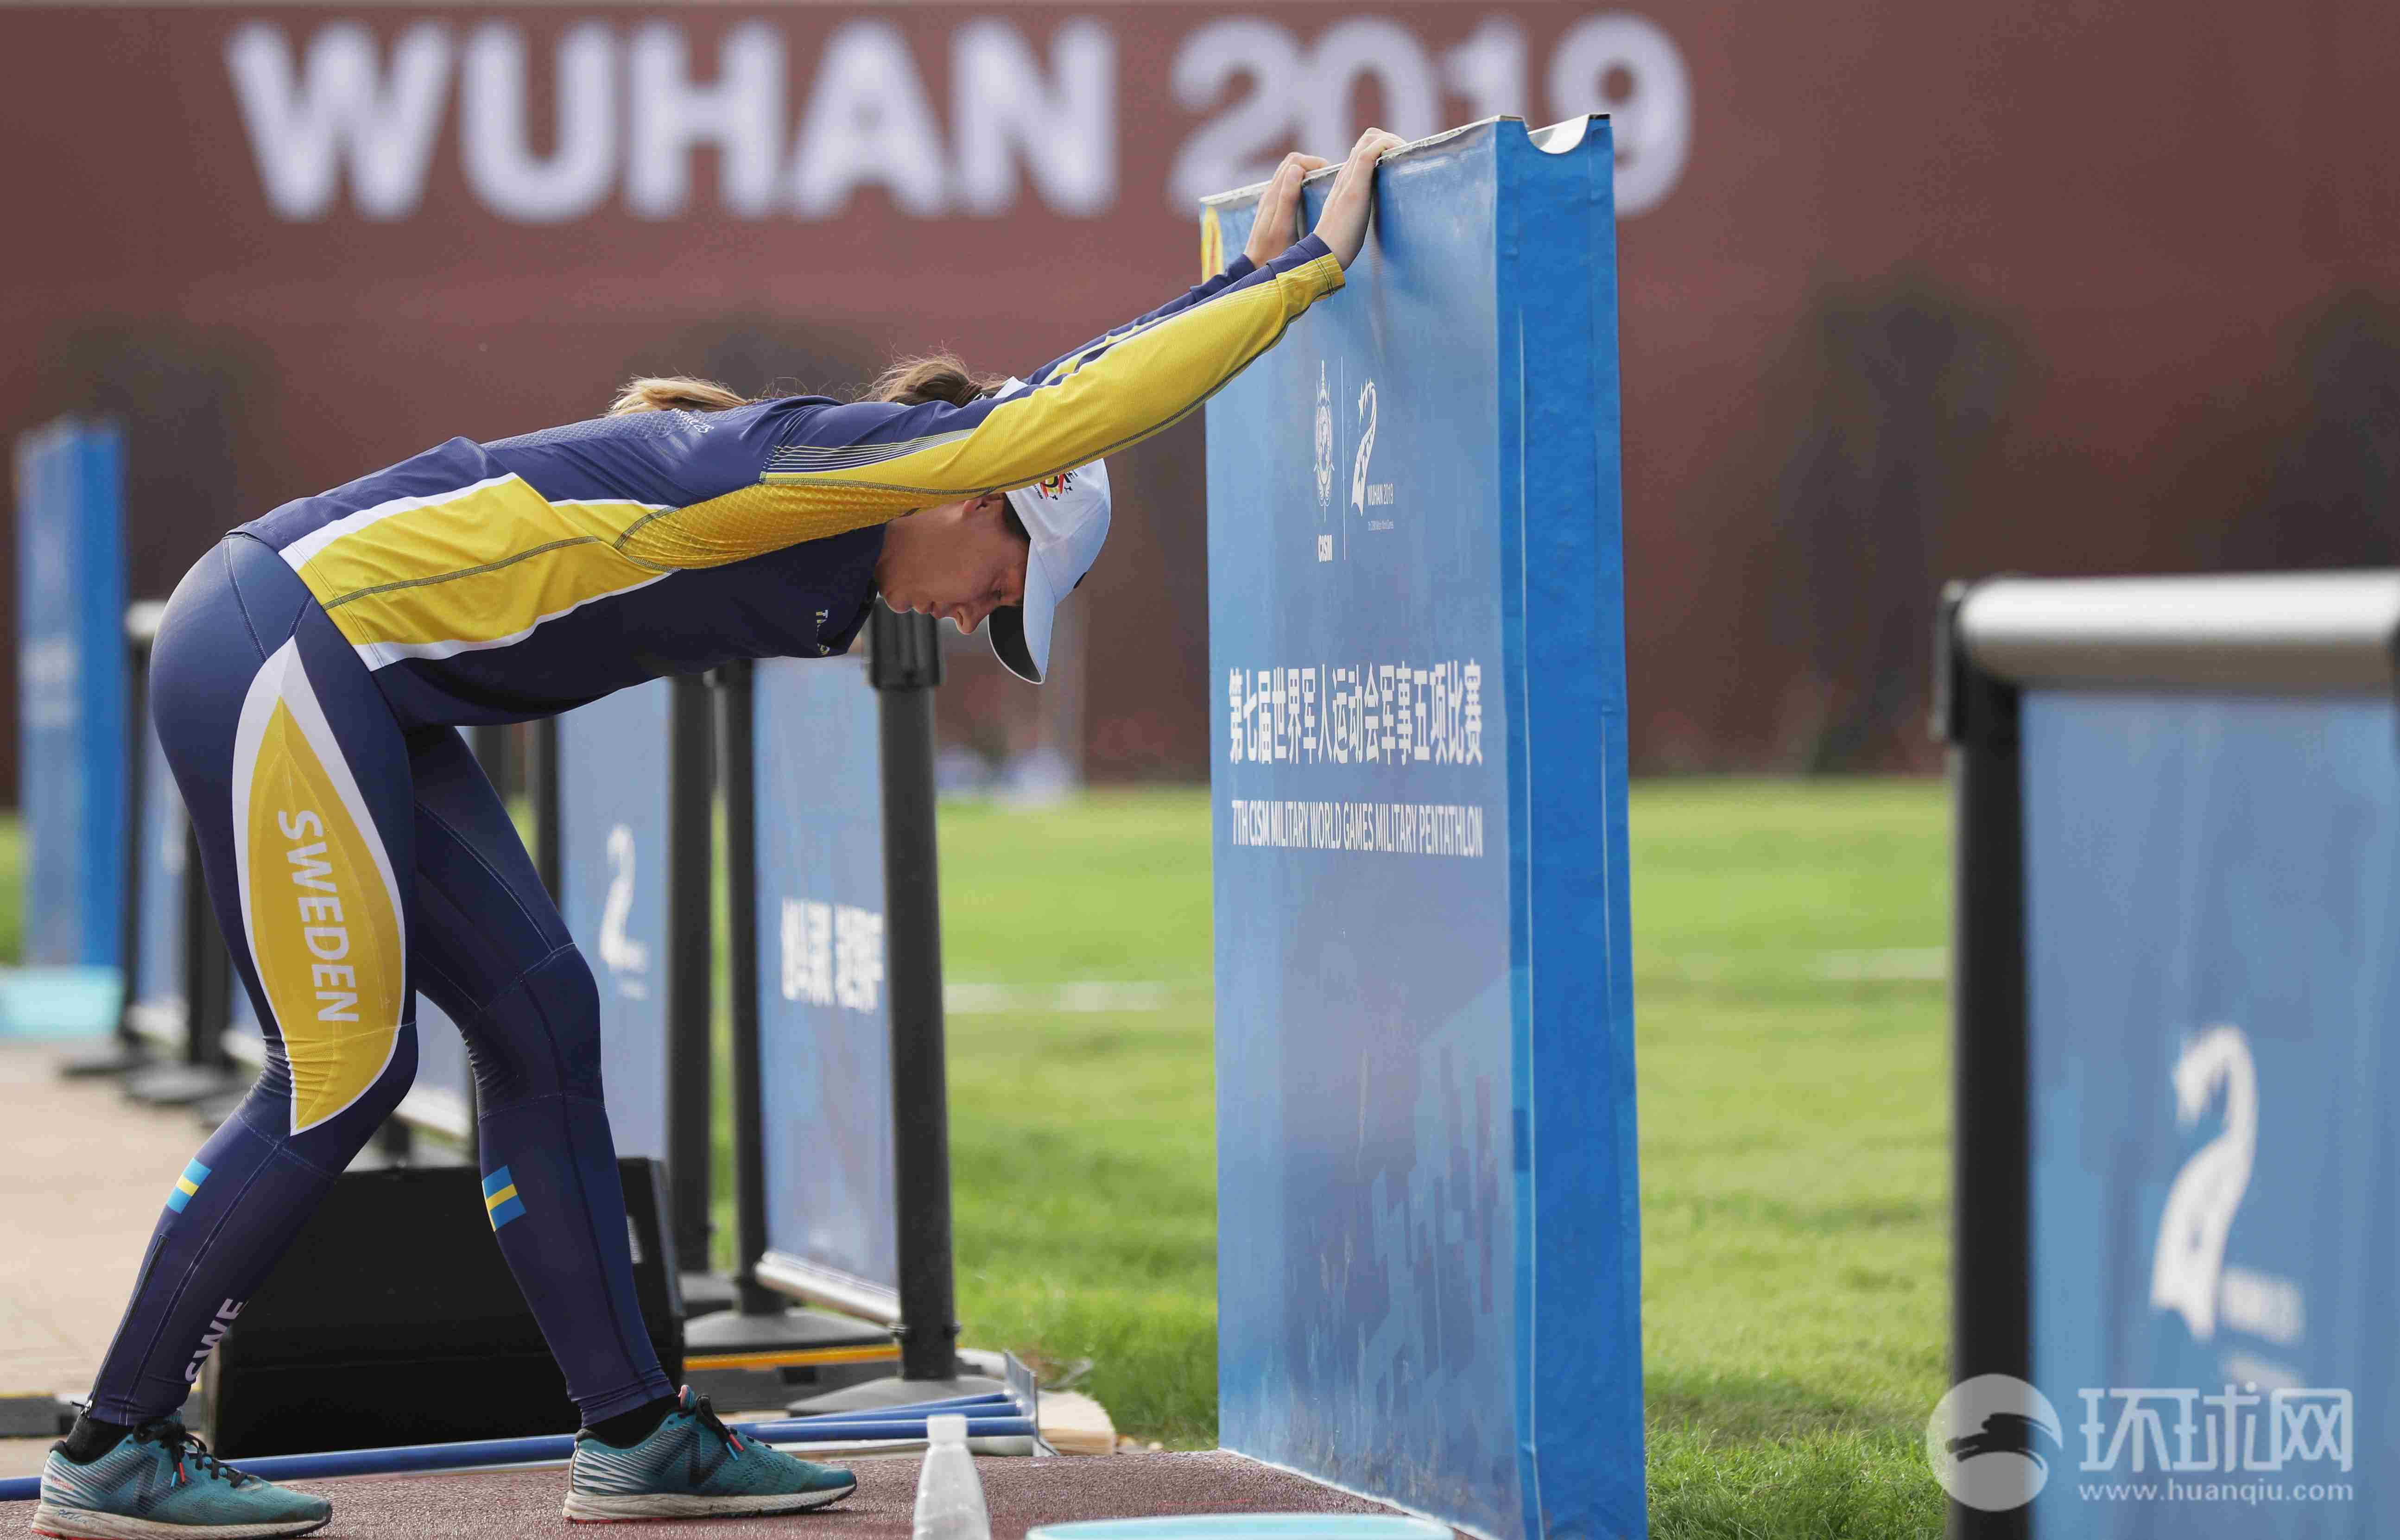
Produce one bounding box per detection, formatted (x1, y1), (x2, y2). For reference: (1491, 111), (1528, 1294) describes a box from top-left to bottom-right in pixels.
(608, 375), (752, 416)
(866, 353), (1004, 408)
(604, 354), (1000, 419)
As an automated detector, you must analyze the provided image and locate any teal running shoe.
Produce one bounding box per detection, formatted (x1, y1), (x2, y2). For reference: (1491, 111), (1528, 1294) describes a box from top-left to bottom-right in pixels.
(563, 1387), (857, 1523)
(32, 1420), (330, 1539)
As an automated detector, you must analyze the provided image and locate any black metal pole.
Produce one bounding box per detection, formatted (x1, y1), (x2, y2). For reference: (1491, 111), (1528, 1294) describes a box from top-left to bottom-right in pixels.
(180, 823), (218, 1071)
(114, 626), (150, 1052)
(1938, 582), (2030, 1540)
(870, 605), (958, 1382)
(713, 661), (779, 1315)
(467, 723), (507, 795)
(666, 674), (716, 1273)
(180, 824), (236, 1095)
(530, 716), (562, 902)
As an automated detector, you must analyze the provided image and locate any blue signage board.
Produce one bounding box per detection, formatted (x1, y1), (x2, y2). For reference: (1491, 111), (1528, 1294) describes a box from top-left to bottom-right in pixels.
(750, 654), (898, 1319)
(2021, 691), (2391, 1538)
(555, 681), (673, 1159)
(13, 420), (127, 968)
(1203, 118), (1642, 1540)
(127, 711), (187, 1049)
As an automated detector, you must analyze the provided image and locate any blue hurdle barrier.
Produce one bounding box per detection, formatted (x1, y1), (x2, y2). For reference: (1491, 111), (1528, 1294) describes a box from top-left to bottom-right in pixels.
(1943, 573), (2400, 1540)
(746, 652), (900, 1324)
(680, 652), (902, 1401)
(13, 419), (127, 972)
(709, 609), (980, 1412)
(551, 680), (676, 1160)
(1202, 117), (1643, 1540)
(544, 676), (717, 1285)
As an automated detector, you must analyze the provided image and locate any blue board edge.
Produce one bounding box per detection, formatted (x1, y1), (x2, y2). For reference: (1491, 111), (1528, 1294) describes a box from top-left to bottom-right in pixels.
(1497, 118), (1646, 1540)
(83, 424), (128, 972)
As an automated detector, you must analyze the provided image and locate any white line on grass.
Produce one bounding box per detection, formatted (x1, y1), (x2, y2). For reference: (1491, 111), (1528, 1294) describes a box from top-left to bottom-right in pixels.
(944, 982), (1180, 1014)
(1810, 948), (1949, 982)
(1640, 948), (1950, 984)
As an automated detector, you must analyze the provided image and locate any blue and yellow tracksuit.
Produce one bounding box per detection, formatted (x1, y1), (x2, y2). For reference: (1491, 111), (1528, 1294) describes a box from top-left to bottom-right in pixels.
(88, 239), (1342, 1426)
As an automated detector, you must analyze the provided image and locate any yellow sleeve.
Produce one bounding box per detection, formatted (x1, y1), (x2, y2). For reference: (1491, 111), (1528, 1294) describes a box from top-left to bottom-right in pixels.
(618, 245), (1346, 569)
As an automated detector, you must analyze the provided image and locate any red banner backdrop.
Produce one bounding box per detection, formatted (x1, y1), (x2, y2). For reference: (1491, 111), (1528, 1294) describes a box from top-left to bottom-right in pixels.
(3, 2), (2394, 786)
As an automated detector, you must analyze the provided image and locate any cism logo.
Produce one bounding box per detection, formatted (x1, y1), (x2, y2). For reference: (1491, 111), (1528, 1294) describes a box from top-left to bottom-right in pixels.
(1306, 362), (1396, 564)
(1350, 378), (1392, 529)
(1313, 362), (1335, 517)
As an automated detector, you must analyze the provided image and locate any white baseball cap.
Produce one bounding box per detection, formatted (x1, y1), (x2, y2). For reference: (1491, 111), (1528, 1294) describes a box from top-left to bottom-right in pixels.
(990, 378), (1112, 684)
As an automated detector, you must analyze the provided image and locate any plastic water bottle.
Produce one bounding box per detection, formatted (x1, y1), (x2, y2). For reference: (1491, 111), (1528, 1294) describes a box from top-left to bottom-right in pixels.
(912, 1413), (991, 1540)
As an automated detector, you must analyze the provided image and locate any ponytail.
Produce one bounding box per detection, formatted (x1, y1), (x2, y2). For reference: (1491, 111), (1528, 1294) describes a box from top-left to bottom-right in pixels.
(607, 376), (753, 417)
(606, 355), (1001, 419)
(866, 353), (1005, 408)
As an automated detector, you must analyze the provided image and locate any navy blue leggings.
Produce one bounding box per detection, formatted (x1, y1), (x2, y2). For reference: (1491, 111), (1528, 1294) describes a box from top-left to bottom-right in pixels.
(87, 534), (671, 1426)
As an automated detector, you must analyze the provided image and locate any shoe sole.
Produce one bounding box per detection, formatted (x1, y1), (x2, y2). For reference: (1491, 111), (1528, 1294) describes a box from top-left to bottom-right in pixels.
(561, 1481), (857, 1523)
(29, 1502), (330, 1540)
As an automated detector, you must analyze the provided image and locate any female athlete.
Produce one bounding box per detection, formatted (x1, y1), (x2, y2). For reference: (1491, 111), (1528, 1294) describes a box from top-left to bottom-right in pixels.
(31, 127), (1402, 1540)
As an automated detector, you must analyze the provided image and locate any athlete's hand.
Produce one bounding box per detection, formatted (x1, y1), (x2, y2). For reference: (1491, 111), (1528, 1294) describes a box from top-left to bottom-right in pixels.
(1314, 128), (1406, 269)
(1242, 152), (1330, 269)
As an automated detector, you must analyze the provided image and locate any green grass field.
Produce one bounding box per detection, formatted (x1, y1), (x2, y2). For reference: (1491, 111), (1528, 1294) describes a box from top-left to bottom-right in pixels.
(928, 780), (1953, 1536)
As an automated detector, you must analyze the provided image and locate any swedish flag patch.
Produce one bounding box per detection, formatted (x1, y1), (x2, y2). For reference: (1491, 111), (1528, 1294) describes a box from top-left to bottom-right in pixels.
(483, 1166), (526, 1231)
(166, 1159), (210, 1213)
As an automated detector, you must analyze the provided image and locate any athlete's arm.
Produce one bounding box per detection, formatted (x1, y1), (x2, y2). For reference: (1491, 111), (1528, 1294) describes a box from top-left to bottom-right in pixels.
(1015, 128), (1390, 393)
(613, 239), (1340, 565)
(1021, 265), (1256, 389)
(1310, 127), (1404, 266)
(1026, 254), (1263, 389)
(613, 130), (1398, 568)
(1239, 152), (1330, 270)
(781, 229), (1340, 490)
(1023, 150), (1330, 387)
(788, 127), (1400, 507)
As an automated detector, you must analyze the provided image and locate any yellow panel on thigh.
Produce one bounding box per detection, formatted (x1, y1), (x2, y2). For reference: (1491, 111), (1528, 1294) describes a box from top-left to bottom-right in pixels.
(234, 642), (408, 1134)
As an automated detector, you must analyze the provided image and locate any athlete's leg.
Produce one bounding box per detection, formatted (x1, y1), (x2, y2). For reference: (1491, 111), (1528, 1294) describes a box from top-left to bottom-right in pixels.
(402, 734), (855, 1522)
(405, 727), (672, 1424)
(85, 535), (419, 1425)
